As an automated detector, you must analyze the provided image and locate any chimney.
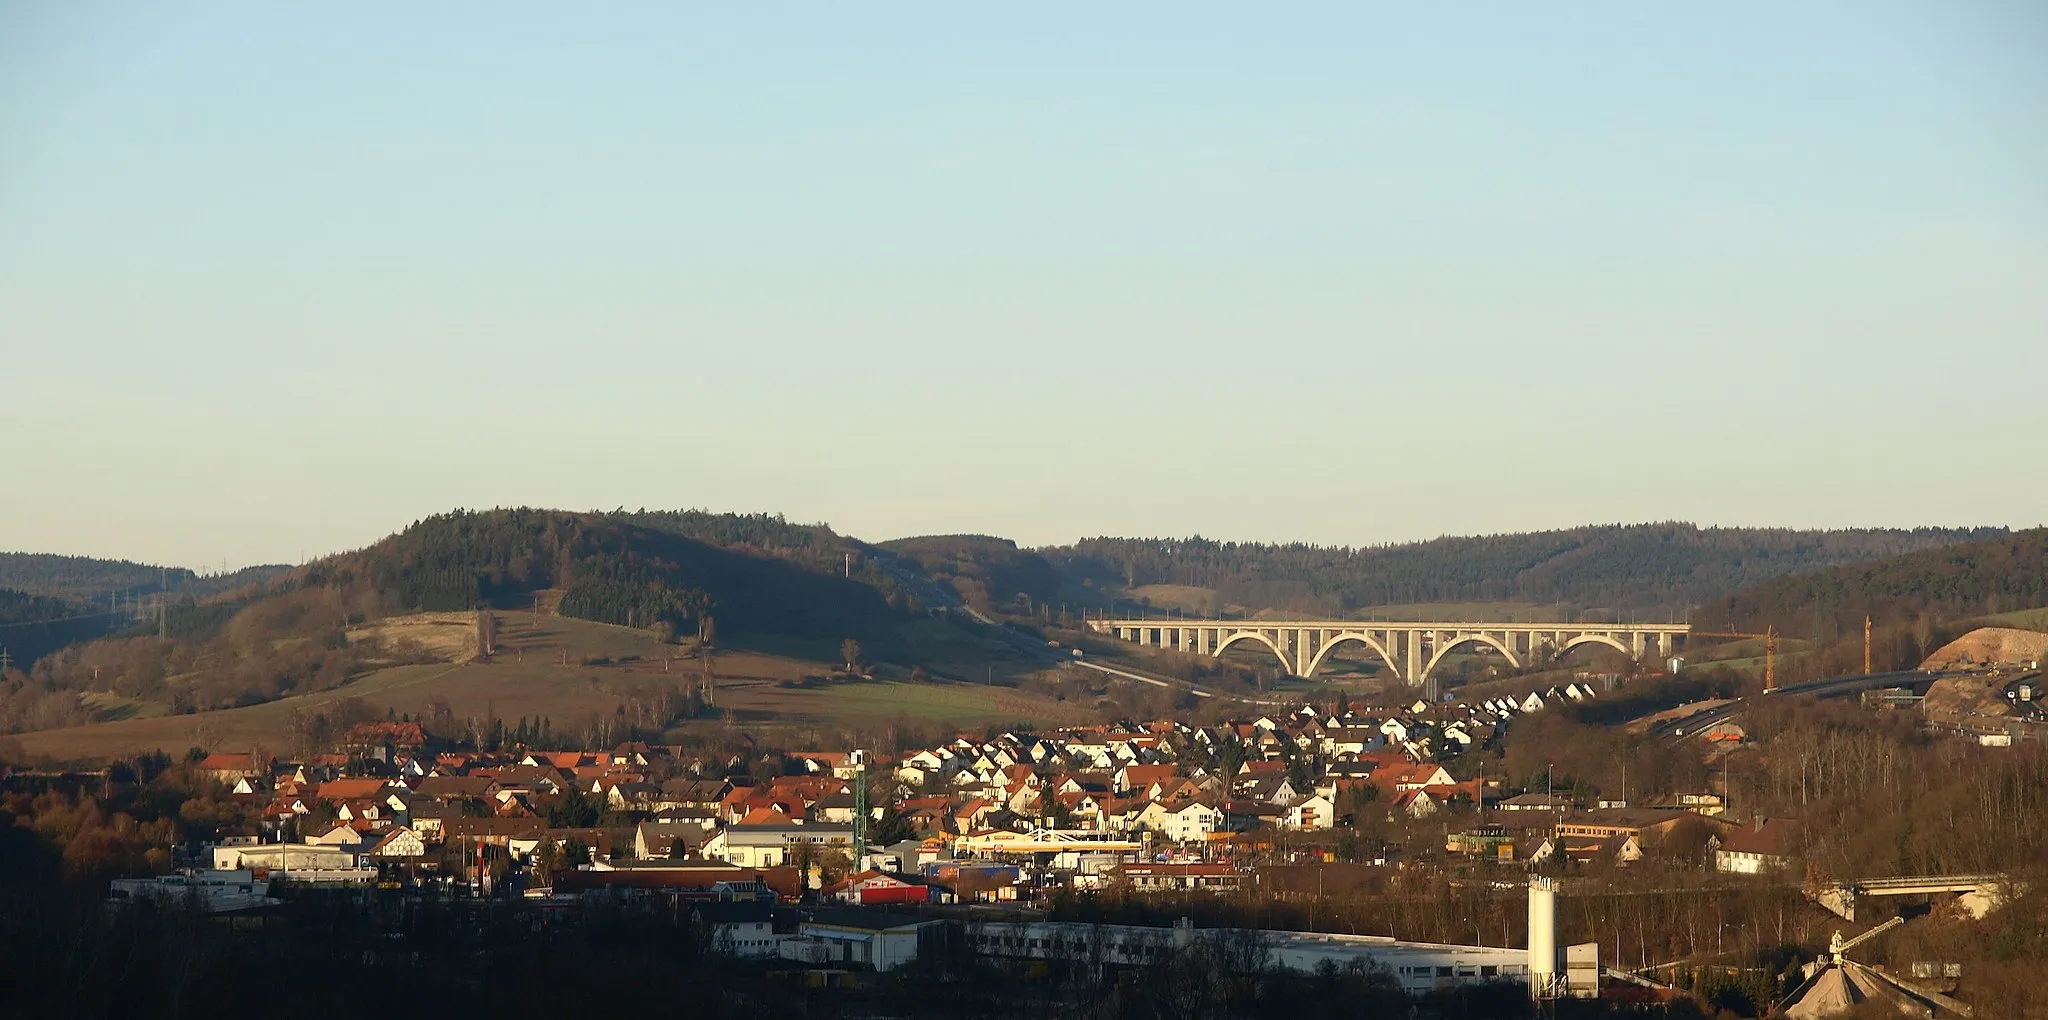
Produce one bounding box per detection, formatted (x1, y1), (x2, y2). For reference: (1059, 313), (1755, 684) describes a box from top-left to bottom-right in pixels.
(1754, 816), (1765, 832)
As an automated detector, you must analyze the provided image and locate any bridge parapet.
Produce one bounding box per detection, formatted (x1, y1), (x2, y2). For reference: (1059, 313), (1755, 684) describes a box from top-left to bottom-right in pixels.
(1086, 619), (1688, 686)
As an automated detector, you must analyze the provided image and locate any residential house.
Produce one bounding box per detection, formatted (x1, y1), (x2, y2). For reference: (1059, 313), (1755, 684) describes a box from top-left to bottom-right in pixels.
(197, 753), (264, 786)
(1715, 818), (1799, 874)
(370, 826), (427, 859)
(1115, 763), (1177, 796)
(1284, 793), (1337, 831)
(637, 819), (717, 860)
(1158, 801), (1223, 843)
(703, 824), (855, 869)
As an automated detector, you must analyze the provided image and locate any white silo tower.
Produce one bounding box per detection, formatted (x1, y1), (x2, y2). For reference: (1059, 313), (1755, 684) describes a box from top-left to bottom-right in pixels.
(1528, 877), (1558, 999)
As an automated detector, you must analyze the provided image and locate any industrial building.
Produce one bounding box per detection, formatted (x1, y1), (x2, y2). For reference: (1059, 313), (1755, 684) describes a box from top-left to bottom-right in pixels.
(970, 879), (1596, 1000)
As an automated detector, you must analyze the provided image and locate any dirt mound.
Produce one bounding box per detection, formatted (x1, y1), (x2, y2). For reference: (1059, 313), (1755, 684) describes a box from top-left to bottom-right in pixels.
(1919, 627), (2048, 671)
(1922, 674), (2015, 724)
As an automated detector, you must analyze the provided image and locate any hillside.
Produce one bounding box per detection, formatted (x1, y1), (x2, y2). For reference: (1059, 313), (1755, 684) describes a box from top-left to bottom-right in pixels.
(1696, 527), (2048, 679)
(2, 612), (1075, 761)
(1025, 524), (2001, 619)
(878, 535), (1062, 614)
(3, 509), (969, 736)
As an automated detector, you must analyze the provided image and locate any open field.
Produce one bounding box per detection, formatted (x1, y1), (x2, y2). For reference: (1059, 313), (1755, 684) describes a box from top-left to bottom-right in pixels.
(1121, 584), (1226, 616)
(4, 612), (1085, 761)
(699, 677), (1093, 729)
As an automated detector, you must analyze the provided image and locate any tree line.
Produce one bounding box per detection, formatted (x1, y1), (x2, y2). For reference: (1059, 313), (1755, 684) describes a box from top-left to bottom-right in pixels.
(1041, 524), (2004, 618)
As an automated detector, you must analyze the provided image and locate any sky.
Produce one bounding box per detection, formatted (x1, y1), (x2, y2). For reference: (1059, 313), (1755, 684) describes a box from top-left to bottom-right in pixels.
(3, 3), (2045, 569)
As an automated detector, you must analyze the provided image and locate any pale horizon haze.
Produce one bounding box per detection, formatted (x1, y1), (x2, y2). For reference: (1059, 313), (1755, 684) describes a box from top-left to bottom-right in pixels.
(4, 4), (2045, 569)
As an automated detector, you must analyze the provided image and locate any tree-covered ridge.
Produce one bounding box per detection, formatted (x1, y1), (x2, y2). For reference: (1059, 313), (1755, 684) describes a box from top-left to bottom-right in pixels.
(1697, 527), (2048, 635)
(0, 553), (287, 602)
(0, 588), (74, 626)
(0, 554), (198, 599)
(1041, 524), (2006, 617)
(879, 535), (1063, 613)
(293, 508), (903, 638)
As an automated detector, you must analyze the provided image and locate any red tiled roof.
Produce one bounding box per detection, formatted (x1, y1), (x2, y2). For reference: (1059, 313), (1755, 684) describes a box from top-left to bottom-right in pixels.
(316, 778), (389, 802)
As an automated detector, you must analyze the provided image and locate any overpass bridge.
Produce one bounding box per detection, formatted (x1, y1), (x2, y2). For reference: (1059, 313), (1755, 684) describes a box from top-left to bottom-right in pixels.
(1812, 874), (2020, 923)
(1086, 618), (1688, 686)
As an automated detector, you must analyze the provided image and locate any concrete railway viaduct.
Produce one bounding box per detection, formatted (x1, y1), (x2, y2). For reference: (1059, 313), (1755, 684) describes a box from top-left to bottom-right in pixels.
(1086, 618), (1689, 686)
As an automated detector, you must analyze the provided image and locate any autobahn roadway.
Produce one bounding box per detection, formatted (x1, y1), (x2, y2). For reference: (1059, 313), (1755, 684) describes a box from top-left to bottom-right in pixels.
(1651, 668), (1948, 742)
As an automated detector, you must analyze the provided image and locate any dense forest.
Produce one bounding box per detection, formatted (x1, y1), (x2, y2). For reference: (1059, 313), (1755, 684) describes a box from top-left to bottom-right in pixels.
(1693, 527), (2048, 680)
(0, 553), (285, 601)
(0, 588), (125, 672)
(1036, 524), (2004, 618)
(289, 508), (915, 636)
(880, 535), (1065, 614)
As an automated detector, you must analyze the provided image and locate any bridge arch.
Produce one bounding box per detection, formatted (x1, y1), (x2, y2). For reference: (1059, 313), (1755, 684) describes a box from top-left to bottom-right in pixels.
(1213, 631), (1294, 675)
(1304, 633), (1401, 682)
(1422, 633), (1522, 681)
(1560, 634), (1632, 660)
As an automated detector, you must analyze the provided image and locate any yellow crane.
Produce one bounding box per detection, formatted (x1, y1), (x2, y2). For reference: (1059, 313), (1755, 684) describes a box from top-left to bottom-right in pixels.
(1690, 627), (1778, 690)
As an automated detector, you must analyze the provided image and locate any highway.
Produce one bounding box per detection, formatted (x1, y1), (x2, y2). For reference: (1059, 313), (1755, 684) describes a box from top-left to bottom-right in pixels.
(1652, 668), (1943, 742)
(864, 546), (1283, 704)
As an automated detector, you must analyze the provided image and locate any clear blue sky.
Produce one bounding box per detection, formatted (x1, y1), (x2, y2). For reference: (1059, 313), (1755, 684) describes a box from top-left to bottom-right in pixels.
(4, 3), (2045, 568)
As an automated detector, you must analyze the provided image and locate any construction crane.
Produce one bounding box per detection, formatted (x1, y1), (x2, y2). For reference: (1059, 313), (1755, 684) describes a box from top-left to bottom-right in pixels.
(1826, 915), (1905, 965)
(1690, 627), (1778, 690)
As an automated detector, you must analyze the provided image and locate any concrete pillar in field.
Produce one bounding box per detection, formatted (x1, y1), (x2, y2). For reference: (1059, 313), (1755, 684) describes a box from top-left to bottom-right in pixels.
(1405, 629), (1421, 686)
(1630, 631), (1644, 660)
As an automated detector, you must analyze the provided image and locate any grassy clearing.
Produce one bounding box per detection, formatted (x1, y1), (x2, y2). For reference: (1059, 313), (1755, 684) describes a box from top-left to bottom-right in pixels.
(1123, 584), (1224, 615)
(707, 678), (1088, 728)
(7, 612), (1075, 762)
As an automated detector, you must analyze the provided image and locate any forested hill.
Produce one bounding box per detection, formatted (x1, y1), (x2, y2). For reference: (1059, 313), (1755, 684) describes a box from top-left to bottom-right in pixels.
(0, 553), (286, 601)
(8, 509), (925, 726)
(294, 508), (912, 639)
(1038, 524), (2006, 617)
(879, 535), (1064, 615)
(0, 588), (113, 669)
(1696, 527), (2048, 636)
